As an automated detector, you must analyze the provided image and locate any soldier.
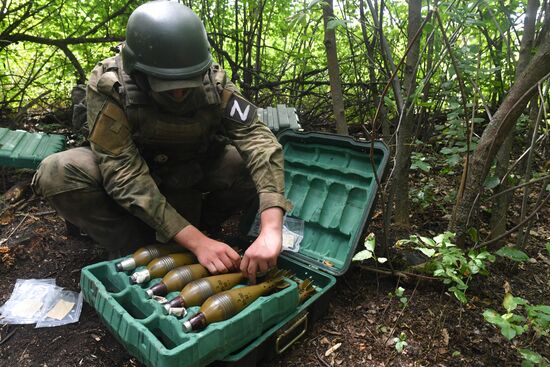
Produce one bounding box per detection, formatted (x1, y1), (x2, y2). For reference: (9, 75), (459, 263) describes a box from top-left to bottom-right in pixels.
(32, 1), (292, 284)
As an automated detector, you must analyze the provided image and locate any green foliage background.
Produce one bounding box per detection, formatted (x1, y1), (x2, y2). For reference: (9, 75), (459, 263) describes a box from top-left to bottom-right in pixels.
(0, 0), (533, 128)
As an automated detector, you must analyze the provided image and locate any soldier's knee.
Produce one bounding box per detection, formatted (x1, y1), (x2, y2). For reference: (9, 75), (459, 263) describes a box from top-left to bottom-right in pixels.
(32, 148), (100, 198)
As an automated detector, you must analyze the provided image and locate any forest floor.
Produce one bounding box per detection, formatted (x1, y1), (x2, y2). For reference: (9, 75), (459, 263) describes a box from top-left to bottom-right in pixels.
(0, 119), (549, 367)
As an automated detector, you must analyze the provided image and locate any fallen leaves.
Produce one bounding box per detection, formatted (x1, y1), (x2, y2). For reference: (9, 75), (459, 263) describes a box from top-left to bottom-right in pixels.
(91, 334), (101, 342)
(324, 342), (342, 357)
(441, 328), (449, 346)
(0, 209), (15, 226)
(0, 245), (15, 268)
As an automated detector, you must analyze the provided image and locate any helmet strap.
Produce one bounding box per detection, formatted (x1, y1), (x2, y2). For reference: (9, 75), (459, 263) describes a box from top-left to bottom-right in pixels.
(133, 72), (151, 93)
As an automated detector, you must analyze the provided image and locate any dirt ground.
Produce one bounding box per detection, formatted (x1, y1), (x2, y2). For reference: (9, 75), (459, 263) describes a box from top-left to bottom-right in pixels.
(0, 152), (549, 367)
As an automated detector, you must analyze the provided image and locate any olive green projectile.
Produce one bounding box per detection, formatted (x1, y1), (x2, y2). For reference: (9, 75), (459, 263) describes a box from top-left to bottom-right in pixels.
(146, 264), (209, 297)
(130, 253), (196, 284)
(183, 271), (287, 332)
(115, 244), (187, 271)
(165, 272), (244, 312)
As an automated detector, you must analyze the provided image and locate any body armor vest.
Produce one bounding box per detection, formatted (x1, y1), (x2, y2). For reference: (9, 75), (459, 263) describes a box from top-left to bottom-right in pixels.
(98, 55), (226, 163)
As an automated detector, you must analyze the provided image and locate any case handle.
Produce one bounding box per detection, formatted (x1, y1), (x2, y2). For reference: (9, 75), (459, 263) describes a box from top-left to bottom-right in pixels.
(275, 312), (309, 354)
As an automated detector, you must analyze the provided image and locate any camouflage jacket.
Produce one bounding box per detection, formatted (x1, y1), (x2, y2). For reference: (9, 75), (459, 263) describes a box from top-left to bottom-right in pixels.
(86, 55), (291, 242)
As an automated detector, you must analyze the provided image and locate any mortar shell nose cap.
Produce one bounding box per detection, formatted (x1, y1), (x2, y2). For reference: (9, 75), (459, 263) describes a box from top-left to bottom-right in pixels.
(117, 258), (137, 271)
(168, 307), (187, 317)
(131, 270), (150, 284)
(183, 320), (192, 332)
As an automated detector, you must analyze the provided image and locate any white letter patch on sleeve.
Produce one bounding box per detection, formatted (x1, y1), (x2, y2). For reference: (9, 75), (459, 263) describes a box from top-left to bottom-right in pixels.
(224, 93), (257, 125)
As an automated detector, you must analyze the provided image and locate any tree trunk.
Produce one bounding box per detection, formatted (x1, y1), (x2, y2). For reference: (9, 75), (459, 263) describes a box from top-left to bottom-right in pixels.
(359, 0), (390, 141)
(366, 0), (404, 115)
(416, 9), (436, 143)
(322, 0), (348, 135)
(489, 0), (540, 239)
(254, 0), (265, 100)
(450, 36), (550, 245)
(391, 0), (423, 226)
(489, 132), (514, 237)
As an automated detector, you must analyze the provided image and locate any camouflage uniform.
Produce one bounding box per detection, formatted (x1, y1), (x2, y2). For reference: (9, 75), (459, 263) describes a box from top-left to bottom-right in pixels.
(32, 55), (291, 253)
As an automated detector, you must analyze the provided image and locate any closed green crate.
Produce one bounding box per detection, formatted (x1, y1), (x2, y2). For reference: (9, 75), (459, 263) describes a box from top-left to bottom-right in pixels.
(0, 128), (65, 168)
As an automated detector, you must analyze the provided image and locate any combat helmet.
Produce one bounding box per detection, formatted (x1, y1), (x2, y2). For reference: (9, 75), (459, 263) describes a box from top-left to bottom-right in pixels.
(121, 1), (212, 82)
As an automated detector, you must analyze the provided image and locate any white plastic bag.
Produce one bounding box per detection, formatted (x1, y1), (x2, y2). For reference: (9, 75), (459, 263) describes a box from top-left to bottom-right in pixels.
(0, 279), (61, 324)
(281, 216), (304, 252)
(35, 290), (83, 328)
(248, 215), (304, 252)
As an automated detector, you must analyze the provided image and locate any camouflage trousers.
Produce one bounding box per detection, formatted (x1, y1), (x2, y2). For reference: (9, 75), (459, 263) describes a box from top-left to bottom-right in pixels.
(31, 145), (257, 254)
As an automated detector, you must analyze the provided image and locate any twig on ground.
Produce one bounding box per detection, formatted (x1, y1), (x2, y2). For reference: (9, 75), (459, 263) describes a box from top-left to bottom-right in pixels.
(315, 350), (332, 367)
(383, 280), (420, 366)
(0, 326), (18, 346)
(34, 210), (57, 216)
(0, 213), (29, 246)
(429, 294), (451, 365)
(357, 264), (438, 281)
(321, 328), (342, 336)
(384, 279), (420, 348)
(18, 343), (29, 363)
(381, 277), (403, 320)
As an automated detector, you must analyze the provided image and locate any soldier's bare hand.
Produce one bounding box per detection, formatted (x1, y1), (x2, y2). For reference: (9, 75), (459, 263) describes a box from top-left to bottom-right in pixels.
(241, 213), (283, 284)
(173, 225), (240, 274)
(194, 237), (241, 274)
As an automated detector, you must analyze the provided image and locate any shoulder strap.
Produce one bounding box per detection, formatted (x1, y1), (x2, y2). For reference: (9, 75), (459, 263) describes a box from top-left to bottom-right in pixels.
(114, 55), (150, 107)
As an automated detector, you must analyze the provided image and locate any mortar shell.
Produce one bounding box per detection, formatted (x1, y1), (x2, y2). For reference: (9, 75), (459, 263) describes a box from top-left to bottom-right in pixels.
(146, 264), (209, 298)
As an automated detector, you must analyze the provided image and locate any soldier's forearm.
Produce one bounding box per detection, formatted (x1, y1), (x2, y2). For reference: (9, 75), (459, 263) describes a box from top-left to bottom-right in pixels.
(173, 224), (209, 252)
(259, 207), (284, 233)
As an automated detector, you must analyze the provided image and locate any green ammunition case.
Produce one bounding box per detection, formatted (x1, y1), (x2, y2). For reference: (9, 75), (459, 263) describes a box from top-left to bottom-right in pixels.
(0, 128), (65, 169)
(80, 130), (389, 367)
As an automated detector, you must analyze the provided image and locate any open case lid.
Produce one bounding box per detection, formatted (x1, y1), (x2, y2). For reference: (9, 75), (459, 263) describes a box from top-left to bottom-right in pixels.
(277, 130), (389, 276)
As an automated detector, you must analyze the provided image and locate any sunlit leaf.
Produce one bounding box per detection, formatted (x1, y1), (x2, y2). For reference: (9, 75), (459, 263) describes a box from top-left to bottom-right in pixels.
(434, 232), (455, 246)
(483, 309), (503, 324)
(416, 247), (436, 257)
(394, 339), (407, 353)
(326, 18), (347, 30)
(450, 286), (467, 303)
(496, 247), (530, 262)
(518, 349), (543, 364)
(395, 286), (405, 297)
(352, 250), (373, 261)
(503, 293), (519, 312)
(476, 251), (495, 261)
(501, 324), (517, 340)
(307, 0), (324, 9)
(364, 233), (376, 252)
(527, 305), (550, 317)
